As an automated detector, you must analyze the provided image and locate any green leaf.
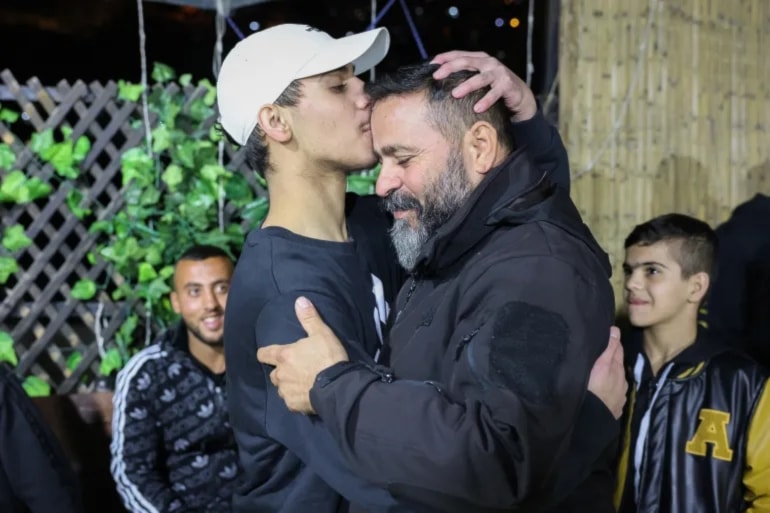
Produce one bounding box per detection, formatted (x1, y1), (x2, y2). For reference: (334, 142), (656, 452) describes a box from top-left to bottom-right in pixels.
(2, 224), (32, 252)
(22, 376), (51, 397)
(0, 144), (15, 170)
(87, 251), (97, 265)
(174, 140), (196, 168)
(111, 283), (133, 301)
(30, 129), (54, 156)
(60, 126), (73, 139)
(118, 315), (139, 344)
(242, 197), (269, 228)
(0, 256), (19, 284)
(99, 348), (123, 376)
(0, 331), (18, 366)
(66, 189), (91, 220)
(138, 262), (158, 283)
(73, 136), (91, 162)
(208, 124), (223, 143)
(152, 124), (171, 153)
(121, 148), (155, 187)
(66, 351), (83, 372)
(189, 98), (213, 122)
(152, 62), (176, 83)
(198, 78), (217, 106)
(88, 220), (113, 235)
(179, 73), (192, 87)
(118, 80), (145, 102)
(161, 164), (184, 190)
(71, 279), (97, 300)
(0, 170), (26, 202)
(159, 265), (174, 279)
(0, 108), (20, 124)
(21, 178), (53, 203)
(47, 141), (79, 179)
(200, 164), (229, 183)
(224, 173), (254, 206)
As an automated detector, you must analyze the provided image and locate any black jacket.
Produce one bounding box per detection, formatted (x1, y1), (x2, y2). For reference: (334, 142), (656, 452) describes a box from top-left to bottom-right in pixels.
(310, 148), (617, 512)
(0, 363), (84, 513)
(110, 325), (240, 513)
(615, 331), (770, 513)
(706, 193), (770, 364)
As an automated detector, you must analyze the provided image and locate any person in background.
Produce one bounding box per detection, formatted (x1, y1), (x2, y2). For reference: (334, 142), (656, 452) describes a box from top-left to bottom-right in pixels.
(615, 213), (770, 513)
(111, 245), (240, 513)
(0, 362), (85, 513)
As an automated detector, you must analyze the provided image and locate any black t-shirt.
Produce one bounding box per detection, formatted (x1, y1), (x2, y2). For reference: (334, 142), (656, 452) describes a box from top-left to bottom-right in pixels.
(224, 194), (407, 513)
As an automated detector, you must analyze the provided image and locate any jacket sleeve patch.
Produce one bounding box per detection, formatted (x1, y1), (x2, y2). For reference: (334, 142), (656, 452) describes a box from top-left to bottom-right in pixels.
(488, 301), (569, 404)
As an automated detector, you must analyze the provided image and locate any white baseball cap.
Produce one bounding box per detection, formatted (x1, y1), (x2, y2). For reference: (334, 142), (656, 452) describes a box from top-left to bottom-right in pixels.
(216, 24), (391, 146)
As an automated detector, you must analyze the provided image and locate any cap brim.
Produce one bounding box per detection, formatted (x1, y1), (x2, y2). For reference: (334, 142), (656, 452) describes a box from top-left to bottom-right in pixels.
(297, 27), (390, 79)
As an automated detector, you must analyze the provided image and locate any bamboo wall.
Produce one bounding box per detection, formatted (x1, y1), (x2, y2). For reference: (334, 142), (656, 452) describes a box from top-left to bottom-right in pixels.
(559, 0), (770, 302)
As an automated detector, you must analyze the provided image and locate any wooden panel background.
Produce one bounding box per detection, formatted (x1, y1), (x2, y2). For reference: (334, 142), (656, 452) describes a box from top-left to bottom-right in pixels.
(560, 0), (770, 301)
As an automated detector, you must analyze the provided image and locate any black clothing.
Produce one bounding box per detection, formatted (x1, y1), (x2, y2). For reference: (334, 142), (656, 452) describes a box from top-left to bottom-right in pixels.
(0, 363), (84, 513)
(310, 148), (617, 512)
(110, 325), (239, 513)
(616, 329), (770, 513)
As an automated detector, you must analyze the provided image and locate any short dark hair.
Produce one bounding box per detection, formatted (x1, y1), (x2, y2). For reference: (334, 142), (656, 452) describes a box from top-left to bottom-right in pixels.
(177, 244), (232, 264)
(365, 62), (516, 151)
(241, 80), (304, 176)
(624, 213), (716, 278)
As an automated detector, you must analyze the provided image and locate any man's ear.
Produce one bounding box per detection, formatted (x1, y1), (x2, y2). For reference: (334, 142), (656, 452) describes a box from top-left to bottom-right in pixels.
(463, 121), (500, 177)
(170, 290), (181, 314)
(687, 271), (710, 304)
(257, 105), (292, 143)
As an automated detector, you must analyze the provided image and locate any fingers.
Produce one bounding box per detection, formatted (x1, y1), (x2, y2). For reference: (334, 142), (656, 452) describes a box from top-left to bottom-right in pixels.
(257, 345), (283, 366)
(295, 297), (331, 337)
(431, 51), (492, 78)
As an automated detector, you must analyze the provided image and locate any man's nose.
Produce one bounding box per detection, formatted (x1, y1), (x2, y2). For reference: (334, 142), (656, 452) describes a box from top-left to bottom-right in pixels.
(375, 163), (403, 198)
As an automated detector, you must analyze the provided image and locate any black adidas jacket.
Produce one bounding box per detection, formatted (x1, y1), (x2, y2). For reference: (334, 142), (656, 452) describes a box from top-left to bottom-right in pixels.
(111, 325), (240, 513)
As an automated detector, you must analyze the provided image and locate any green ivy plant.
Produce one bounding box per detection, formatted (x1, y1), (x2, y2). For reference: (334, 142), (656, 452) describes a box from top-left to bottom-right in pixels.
(0, 62), (382, 392)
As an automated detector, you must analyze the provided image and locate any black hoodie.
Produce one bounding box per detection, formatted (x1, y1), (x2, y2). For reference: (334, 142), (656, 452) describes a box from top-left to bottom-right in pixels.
(310, 148), (618, 513)
(706, 193), (770, 364)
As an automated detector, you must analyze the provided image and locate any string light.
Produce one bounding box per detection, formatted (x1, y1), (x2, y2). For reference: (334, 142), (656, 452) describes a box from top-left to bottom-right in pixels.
(494, 17), (504, 27)
(509, 17), (520, 28)
(448, 6), (459, 18)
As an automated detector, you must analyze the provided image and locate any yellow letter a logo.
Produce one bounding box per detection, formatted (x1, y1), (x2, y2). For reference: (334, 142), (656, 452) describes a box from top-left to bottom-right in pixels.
(685, 409), (734, 462)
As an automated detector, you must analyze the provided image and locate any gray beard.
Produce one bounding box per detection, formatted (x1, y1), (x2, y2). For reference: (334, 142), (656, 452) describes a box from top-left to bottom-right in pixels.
(387, 150), (472, 272)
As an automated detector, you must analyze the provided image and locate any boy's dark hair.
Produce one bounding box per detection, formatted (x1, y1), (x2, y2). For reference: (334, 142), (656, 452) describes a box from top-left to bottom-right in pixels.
(365, 63), (516, 151)
(177, 244), (232, 264)
(624, 213), (717, 278)
(219, 80), (304, 177)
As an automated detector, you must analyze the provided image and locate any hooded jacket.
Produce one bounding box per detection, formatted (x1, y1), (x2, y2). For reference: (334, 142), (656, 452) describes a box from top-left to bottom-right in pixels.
(615, 330), (770, 513)
(310, 148), (617, 512)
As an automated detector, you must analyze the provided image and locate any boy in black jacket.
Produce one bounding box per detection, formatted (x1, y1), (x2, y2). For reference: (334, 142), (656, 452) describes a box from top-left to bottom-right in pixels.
(615, 213), (770, 513)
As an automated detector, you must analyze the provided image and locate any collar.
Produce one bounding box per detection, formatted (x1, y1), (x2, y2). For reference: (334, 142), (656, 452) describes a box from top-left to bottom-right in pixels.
(625, 326), (731, 376)
(413, 148), (611, 277)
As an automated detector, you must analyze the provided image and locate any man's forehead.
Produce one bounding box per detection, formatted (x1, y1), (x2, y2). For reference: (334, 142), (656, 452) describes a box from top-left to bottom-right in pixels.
(174, 257), (233, 283)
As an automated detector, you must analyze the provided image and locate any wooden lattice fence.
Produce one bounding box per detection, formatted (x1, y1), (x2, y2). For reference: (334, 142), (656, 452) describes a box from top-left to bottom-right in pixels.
(0, 69), (257, 394)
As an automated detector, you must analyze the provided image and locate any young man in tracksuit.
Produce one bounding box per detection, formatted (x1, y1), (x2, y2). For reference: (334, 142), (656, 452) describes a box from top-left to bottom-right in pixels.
(615, 213), (770, 513)
(111, 245), (240, 513)
(258, 63), (624, 513)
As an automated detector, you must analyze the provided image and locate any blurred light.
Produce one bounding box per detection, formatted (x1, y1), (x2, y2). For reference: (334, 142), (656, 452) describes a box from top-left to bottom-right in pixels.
(249, 21), (260, 31)
(448, 6), (459, 18)
(494, 17), (504, 27)
(509, 17), (520, 28)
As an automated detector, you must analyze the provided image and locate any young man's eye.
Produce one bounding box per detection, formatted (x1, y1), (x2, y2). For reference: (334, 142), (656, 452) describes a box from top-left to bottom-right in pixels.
(646, 267), (659, 276)
(396, 156), (413, 166)
(331, 83), (347, 93)
(188, 288), (201, 297)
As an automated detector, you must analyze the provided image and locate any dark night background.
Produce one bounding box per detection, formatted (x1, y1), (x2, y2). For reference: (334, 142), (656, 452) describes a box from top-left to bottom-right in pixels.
(0, 0), (559, 99)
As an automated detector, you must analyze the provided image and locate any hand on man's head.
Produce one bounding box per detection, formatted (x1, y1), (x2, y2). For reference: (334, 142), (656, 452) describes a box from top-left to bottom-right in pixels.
(256, 297), (349, 414)
(431, 50), (538, 121)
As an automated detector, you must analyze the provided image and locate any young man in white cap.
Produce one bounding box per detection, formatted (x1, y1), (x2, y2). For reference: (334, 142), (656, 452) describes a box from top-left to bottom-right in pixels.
(218, 23), (613, 513)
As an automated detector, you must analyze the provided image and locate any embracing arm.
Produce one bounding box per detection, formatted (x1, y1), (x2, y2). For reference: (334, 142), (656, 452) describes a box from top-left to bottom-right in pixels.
(252, 293), (407, 512)
(309, 257), (613, 511)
